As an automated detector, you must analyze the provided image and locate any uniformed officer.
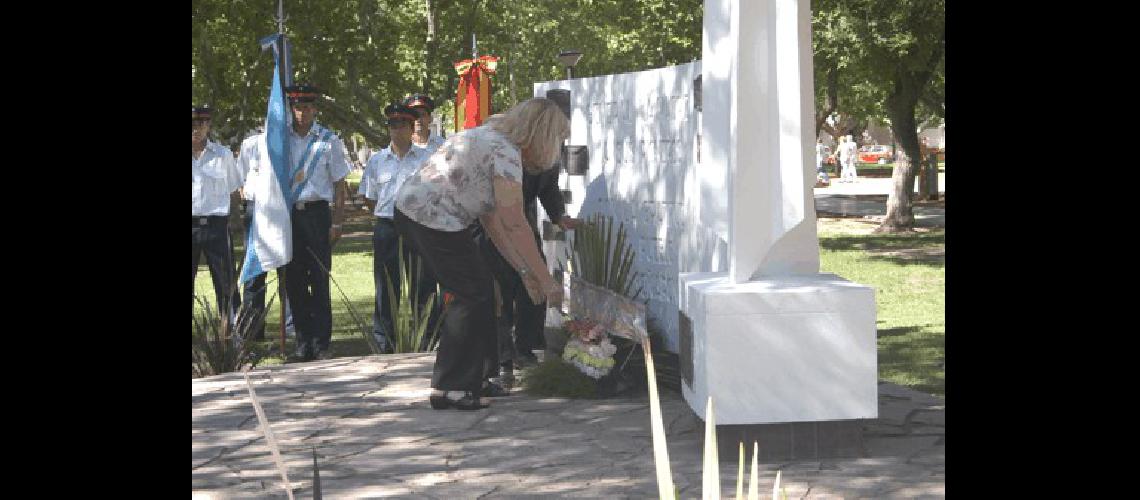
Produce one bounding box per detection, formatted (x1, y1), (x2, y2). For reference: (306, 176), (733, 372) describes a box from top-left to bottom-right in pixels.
(192, 106), (244, 319)
(404, 93), (446, 155)
(282, 84), (352, 361)
(360, 102), (437, 352)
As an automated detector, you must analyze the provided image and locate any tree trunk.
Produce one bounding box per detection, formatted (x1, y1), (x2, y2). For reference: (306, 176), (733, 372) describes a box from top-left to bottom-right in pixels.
(816, 66), (839, 137)
(878, 32), (943, 233)
(879, 79), (922, 233)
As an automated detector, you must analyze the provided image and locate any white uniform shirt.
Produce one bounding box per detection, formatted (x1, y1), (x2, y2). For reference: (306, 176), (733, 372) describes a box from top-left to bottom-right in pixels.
(395, 126), (523, 232)
(192, 140), (242, 216)
(412, 133), (446, 157)
(359, 145), (428, 219)
(289, 123), (352, 202)
(237, 134), (262, 202)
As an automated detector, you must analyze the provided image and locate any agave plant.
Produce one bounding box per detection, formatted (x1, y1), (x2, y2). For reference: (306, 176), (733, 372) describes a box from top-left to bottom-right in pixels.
(383, 237), (444, 353)
(564, 213), (643, 300)
(192, 288), (272, 377)
(311, 238), (443, 355)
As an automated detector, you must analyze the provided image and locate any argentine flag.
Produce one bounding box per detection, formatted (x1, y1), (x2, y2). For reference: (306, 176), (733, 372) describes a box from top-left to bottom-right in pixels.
(240, 33), (294, 284)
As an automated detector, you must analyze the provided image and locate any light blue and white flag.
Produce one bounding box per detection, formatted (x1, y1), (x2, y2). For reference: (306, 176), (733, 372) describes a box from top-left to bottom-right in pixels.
(239, 33), (294, 284)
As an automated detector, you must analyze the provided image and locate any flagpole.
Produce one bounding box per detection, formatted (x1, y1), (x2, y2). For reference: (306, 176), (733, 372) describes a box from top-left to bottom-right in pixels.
(275, 0), (289, 359)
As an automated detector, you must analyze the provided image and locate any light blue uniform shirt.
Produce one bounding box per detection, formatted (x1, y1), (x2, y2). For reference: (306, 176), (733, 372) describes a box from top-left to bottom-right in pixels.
(359, 145), (428, 218)
(237, 134), (262, 202)
(412, 133), (446, 157)
(289, 123), (352, 203)
(192, 140), (242, 216)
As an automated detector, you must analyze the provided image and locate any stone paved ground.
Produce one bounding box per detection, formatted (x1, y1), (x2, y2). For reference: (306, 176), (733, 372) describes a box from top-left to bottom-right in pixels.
(193, 354), (944, 499)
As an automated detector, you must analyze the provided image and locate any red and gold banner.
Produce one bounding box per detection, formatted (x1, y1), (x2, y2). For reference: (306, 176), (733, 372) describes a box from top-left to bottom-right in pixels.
(454, 55), (498, 132)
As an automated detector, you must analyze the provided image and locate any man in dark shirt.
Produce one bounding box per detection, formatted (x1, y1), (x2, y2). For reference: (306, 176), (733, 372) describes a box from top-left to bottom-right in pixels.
(474, 166), (578, 388)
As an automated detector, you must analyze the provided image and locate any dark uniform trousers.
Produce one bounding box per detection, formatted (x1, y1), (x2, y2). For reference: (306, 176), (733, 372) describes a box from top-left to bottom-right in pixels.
(193, 215), (240, 318)
(285, 200), (333, 350)
(372, 217), (440, 348)
(394, 209), (494, 394)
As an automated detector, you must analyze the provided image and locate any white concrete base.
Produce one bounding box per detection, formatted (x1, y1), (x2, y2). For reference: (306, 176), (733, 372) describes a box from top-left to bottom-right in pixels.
(678, 272), (878, 424)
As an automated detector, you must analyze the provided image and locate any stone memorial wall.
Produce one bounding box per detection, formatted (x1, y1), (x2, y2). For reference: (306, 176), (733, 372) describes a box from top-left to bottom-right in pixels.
(535, 62), (728, 353)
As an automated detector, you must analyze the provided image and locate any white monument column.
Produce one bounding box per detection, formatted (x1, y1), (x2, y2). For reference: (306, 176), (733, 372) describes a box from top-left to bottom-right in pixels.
(680, 0), (878, 428)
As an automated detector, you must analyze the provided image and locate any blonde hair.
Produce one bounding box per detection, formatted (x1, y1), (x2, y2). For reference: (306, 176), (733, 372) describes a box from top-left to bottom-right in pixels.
(487, 98), (571, 174)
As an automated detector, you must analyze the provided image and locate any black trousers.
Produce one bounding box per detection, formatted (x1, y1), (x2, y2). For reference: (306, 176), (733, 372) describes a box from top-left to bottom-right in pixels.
(192, 215), (239, 317)
(395, 209), (494, 394)
(473, 223), (548, 370)
(284, 201), (333, 350)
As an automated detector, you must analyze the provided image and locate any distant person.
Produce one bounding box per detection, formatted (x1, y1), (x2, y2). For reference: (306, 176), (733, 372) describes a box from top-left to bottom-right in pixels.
(840, 134), (858, 183)
(835, 135), (848, 183)
(815, 138), (830, 186)
(192, 105), (243, 320)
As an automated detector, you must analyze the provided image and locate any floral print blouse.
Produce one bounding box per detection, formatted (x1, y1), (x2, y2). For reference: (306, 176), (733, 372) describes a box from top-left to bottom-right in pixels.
(395, 126), (523, 231)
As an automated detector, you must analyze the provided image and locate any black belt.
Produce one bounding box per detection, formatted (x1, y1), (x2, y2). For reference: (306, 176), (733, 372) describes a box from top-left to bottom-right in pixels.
(376, 216), (395, 225)
(193, 215), (226, 226)
(293, 200), (329, 210)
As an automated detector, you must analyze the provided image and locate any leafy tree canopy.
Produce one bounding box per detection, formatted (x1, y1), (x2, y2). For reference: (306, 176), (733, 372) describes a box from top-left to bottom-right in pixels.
(193, 0), (943, 165)
(192, 0), (702, 148)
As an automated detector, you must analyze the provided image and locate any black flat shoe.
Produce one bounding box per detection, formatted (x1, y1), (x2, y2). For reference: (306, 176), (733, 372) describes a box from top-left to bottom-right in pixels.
(429, 391), (490, 410)
(482, 381), (511, 397)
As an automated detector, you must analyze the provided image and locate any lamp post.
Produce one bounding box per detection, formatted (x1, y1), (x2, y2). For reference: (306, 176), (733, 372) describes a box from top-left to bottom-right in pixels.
(556, 50), (583, 79)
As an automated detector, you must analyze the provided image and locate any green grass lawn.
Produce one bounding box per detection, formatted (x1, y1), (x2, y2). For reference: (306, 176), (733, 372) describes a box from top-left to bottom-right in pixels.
(819, 221), (944, 396)
(196, 216), (946, 397)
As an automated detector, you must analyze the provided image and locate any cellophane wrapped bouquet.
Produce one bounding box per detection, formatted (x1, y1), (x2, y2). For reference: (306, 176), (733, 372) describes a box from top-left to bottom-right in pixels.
(561, 318), (618, 379)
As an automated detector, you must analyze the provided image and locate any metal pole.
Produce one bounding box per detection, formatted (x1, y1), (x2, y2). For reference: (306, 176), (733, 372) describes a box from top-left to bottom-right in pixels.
(276, 0), (290, 359)
(277, 0), (284, 34)
(276, 0), (292, 87)
(279, 270), (287, 357)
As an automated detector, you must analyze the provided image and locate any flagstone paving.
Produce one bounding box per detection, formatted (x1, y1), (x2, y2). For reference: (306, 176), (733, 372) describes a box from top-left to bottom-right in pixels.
(193, 354), (944, 498)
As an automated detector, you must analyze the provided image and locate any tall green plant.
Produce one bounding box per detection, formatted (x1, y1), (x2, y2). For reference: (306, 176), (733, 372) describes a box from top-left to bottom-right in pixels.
(192, 290), (271, 377)
(384, 237), (444, 353)
(565, 214), (643, 299)
(308, 240), (443, 355)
